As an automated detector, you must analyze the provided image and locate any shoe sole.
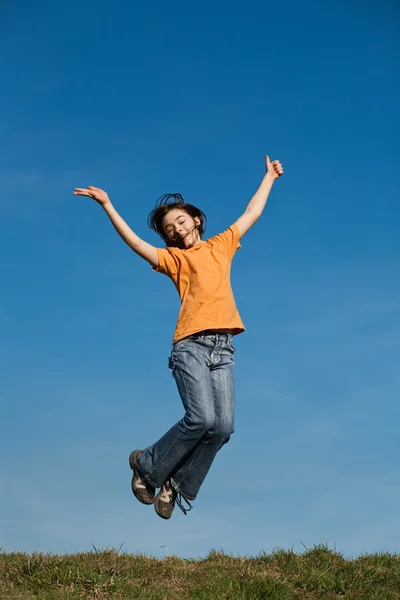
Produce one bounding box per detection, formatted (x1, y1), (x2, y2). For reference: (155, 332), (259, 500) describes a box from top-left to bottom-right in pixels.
(129, 450), (155, 505)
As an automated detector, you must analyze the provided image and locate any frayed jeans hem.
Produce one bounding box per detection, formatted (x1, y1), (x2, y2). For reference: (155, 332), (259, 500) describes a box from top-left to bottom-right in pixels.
(170, 477), (196, 502)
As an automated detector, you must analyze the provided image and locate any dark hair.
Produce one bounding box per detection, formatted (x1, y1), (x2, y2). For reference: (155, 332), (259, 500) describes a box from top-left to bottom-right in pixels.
(147, 193), (208, 248)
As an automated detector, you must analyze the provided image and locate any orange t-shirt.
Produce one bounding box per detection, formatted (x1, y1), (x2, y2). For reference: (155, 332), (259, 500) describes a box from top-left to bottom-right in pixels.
(153, 223), (245, 343)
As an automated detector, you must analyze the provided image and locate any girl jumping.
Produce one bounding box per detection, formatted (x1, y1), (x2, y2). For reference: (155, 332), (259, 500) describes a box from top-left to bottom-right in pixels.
(74, 155), (283, 519)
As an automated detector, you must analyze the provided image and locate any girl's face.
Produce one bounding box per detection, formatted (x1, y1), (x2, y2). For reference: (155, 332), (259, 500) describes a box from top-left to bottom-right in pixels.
(162, 209), (201, 248)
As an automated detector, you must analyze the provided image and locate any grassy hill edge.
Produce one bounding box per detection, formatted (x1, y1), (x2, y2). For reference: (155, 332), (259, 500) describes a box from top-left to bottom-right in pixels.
(1, 545), (399, 599)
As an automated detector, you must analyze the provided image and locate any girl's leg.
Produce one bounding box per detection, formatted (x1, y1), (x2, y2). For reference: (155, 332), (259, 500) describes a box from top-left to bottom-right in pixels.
(169, 334), (235, 501)
(136, 334), (220, 490)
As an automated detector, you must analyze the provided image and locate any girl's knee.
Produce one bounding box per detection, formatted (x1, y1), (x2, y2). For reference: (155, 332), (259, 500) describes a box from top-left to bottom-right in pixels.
(182, 413), (214, 436)
(213, 421), (234, 442)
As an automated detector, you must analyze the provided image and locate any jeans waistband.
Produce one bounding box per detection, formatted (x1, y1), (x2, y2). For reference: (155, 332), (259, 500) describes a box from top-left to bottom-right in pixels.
(184, 329), (233, 341)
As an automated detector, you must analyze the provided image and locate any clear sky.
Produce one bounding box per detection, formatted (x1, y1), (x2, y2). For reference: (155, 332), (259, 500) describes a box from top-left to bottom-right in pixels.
(1, 0), (399, 559)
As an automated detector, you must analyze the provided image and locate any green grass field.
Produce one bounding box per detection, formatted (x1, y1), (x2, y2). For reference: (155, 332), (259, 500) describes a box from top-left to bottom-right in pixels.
(1, 546), (399, 599)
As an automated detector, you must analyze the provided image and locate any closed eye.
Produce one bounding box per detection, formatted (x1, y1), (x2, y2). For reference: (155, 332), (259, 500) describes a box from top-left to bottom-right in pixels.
(166, 221), (184, 232)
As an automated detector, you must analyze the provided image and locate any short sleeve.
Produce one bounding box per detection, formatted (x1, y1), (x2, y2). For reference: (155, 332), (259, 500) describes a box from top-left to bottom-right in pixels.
(152, 247), (181, 278)
(207, 224), (241, 259)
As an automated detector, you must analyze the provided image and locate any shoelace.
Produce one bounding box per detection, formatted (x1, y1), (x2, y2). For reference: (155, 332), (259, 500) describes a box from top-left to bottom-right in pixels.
(161, 485), (193, 515)
(176, 493), (193, 516)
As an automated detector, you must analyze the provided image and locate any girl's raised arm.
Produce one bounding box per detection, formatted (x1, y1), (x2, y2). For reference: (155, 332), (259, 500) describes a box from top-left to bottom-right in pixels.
(74, 186), (159, 268)
(234, 156), (283, 239)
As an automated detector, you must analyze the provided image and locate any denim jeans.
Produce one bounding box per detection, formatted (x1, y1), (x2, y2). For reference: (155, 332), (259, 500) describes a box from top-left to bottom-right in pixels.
(137, 332), (236, 501)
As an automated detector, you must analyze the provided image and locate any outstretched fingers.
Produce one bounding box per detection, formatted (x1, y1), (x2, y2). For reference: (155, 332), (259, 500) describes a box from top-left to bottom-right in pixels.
(74, 187), (95, 197)
(73, 186), (110, 206)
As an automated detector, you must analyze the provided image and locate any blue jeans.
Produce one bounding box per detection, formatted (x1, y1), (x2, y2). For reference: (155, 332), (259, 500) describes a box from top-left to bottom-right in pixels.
(137, 332), (236, 501)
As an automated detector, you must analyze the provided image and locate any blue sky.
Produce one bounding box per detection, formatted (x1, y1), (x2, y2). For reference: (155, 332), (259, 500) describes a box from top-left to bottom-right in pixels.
(1, 0), (399, 559)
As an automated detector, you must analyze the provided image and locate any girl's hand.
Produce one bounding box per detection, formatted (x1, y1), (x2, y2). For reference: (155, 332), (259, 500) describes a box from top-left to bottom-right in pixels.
(73, 186), (111, 207)
(265, 156), (284, 181)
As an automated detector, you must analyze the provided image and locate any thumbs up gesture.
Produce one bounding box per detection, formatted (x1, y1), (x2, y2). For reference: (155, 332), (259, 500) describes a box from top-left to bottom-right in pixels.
(266, 156), (284, 181)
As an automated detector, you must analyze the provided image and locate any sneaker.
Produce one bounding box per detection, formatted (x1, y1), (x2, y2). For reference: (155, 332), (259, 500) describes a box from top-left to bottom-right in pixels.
(154, 483), (177, 519)
(129, 450), (155, 505)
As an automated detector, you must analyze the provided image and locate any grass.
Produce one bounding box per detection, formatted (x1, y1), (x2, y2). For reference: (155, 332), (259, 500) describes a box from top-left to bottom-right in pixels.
(1, 545), (399, 599)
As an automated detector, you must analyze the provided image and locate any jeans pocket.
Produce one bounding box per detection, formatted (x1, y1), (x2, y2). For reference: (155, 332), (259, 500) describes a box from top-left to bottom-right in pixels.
(168, 349), (178, 374)
(226, 340), (236, 354)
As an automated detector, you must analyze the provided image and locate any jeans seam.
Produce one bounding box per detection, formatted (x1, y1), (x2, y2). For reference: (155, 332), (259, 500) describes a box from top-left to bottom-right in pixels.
(174, 346), (219, 493)
(169, 352), (210, 490)
(172, 435), (211, 499)
(142, 354), (197, 488)
(169, 343), (214, 494)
